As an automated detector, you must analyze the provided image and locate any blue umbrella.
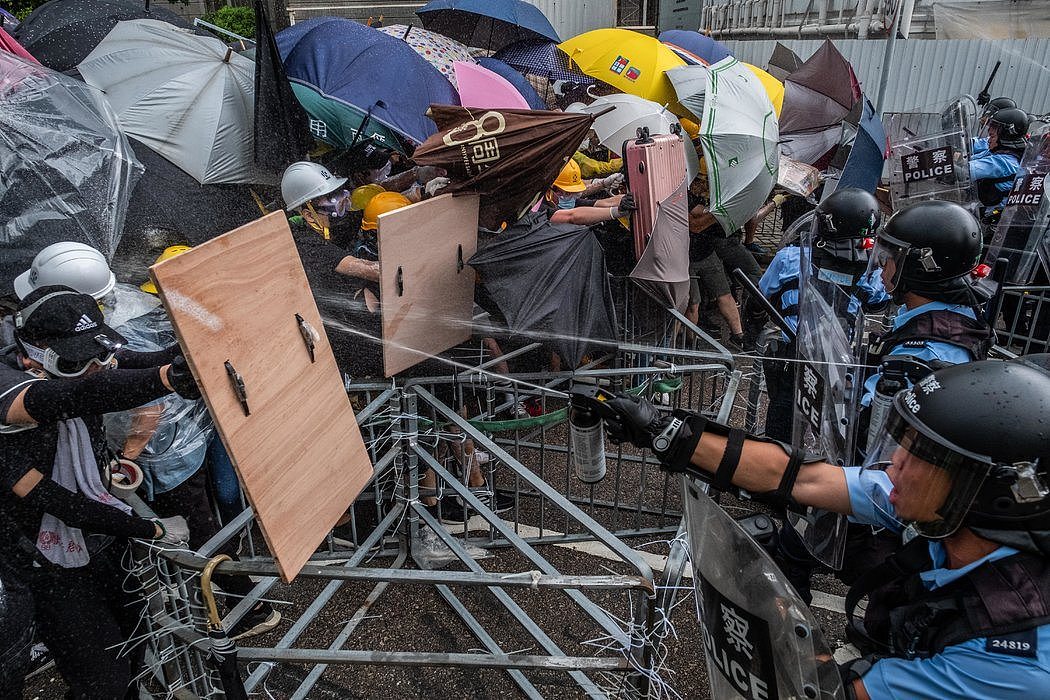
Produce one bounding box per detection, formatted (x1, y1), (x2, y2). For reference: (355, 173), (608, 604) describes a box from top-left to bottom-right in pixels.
(493, 39), (594, 84)
(417, 0), (559, 51)
(658, 30), (731, 66)
(837, 96), (887, 194)
(477, 57), (545, 110)
(277, 17), (459, 152)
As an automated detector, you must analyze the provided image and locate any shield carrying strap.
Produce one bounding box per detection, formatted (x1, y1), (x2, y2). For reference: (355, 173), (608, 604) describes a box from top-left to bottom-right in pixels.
(712, 428), (747, 491)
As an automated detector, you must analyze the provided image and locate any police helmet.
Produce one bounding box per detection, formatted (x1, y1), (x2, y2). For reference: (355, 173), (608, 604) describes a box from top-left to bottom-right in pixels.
(865, 361), (1050, 549)
(989, 107), (1030, 150)
(872, 201), (981, 302)
(981, 96), (1016, 122)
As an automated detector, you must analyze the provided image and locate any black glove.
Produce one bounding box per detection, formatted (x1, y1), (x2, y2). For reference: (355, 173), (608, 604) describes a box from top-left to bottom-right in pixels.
(166, 356), (201, 399)
(614, 193), (637, 217)
(601, 393), (669, 450)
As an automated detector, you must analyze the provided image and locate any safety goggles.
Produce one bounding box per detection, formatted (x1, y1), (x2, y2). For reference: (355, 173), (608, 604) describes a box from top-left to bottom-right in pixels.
(20, 339), (118, 378)
(312, 190), (352, 218)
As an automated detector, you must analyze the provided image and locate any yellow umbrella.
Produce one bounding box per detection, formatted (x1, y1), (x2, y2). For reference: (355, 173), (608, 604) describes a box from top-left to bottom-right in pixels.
(558, 28), (688, 117)
(743, 62), (784, 117)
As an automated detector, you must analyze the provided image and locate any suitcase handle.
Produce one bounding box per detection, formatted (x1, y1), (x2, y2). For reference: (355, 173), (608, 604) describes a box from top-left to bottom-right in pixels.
(635, 126), (654, 144)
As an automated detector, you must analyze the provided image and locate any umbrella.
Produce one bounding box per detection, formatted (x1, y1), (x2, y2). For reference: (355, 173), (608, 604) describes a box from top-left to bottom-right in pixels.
(277, 17), (459, 153)
(477, 56), (546, 109)
(469, 212), (617, 366)
(78, 19), (265, 185)
(670, 58), (779, 235)
(112, 137), (265, 283)
(413, 105), (593, 229)
(558, 29), (687, 117)
(658, 30), (731, 66)
(778, 39), (860, 166)
(766, 42), (802, 82)
(743, 62), (783, 117)
(572, 93), (699, 182)
(455, 60), (530, 110)
(252, 0), (311, 176)
(376, 24), (475, 90)
(0, 25), (34, 62)
(630, 178), (691, 311)
(0, 8), (19, 30)
(835, 96), (887, 194)
(494, 39), (594, 83)
(13, 0), (191, 73)
(417, 0), (559, 52)
(0, 52), (142, 293)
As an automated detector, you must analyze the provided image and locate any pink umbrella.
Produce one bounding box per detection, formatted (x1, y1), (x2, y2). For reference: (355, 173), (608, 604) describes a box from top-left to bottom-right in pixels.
(0, 27), (37, 64)
(453, 60), (530, 110)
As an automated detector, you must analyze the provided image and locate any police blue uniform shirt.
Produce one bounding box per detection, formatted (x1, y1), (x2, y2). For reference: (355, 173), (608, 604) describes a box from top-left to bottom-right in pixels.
(759, 246), (887, 342)
(844, 467), (1050, 699)
(972, 137), (989, 157)
(970, 149), (1021, 210)
(861, 302), (977, 406)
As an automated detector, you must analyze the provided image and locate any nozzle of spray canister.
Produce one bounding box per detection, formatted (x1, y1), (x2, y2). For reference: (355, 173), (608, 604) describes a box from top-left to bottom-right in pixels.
(866, 358), (931, 451)
(568, 385), (617, 484)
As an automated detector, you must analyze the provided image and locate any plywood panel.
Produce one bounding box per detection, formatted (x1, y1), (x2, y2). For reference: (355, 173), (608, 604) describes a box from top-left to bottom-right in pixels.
(149, 212), (373, 582)
(378, 193), (480, 377)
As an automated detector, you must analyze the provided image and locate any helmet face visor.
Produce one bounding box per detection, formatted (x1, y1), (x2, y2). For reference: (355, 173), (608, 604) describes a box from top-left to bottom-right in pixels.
(868, 236), (908, 292)
(863, 405), (991, 538)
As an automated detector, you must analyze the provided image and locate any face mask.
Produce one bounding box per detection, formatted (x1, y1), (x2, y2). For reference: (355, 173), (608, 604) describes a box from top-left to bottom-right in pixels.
(557, 196), (577, 210)
(580, 138), (591, 151)
(315, 190), (351, 218)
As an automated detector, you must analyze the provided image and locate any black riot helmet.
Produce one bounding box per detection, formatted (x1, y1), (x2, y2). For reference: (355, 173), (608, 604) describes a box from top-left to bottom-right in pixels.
(871, 200), (982, 303)
(810, 188), (882, 280)
(980, 96), (1016, 123)
(863, 361), (1050, 549)
(989, 107), (1030, 150)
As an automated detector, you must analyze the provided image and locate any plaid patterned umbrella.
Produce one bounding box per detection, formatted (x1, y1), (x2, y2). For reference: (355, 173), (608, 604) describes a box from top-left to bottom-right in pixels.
(494, 39), (593, 84)
(377, 24), (475, 90)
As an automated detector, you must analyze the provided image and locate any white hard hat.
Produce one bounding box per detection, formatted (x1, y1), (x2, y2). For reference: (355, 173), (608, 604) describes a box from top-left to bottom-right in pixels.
(14, 242), (116, 300)
(281, 161), (348, 211)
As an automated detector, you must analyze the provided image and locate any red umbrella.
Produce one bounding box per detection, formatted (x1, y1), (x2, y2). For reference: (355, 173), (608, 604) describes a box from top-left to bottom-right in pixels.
(0, 26), (36, 64)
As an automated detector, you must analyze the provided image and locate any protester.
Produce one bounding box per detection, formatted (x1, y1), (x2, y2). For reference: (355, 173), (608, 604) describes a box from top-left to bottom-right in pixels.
(0, 285), (198, 697)
(600, 359), (1050, 699)
(546, 160), (635, 226)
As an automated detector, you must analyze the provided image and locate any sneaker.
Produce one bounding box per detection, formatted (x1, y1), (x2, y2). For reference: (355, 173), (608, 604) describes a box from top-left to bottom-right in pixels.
(726, 333), (757, 353)
(229, 603), (281, 641)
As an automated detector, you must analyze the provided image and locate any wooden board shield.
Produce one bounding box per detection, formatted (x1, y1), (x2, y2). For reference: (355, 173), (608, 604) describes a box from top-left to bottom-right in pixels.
(378, 193), (480, 377)
(149, 212), (373, 582)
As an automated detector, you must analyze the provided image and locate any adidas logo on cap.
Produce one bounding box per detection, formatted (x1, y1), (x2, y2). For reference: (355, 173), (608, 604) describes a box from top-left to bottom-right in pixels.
(73, 314), (97, 332)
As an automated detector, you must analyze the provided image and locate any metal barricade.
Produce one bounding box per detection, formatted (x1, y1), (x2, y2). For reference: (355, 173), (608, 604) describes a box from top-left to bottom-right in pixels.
(996, 285), (1050, 355)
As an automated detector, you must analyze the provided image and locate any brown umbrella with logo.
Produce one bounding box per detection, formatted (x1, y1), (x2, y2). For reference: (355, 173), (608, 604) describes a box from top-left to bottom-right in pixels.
(412, 105), (594, 229)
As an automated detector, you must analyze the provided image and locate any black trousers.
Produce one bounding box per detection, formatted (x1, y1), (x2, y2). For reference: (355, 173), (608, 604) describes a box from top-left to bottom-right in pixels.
(25, 544), (144, 700)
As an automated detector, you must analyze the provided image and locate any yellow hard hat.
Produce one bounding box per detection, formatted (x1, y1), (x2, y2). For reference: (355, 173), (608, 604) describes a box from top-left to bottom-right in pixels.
(140, 245), (191, 294)
(679, 117), (700, 140)
(361, 191), (412, 231)
(552, 159), (587, 193)
(350, 184), (386, 211)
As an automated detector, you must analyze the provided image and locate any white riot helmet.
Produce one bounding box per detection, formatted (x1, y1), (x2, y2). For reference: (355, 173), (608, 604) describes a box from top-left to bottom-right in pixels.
(14, 242), (116, 300)
(281, 161), (348, 211)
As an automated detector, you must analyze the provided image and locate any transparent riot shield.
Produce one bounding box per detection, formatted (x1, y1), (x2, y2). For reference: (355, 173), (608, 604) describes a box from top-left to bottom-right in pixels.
(683, 479), (845, 700)
(885, 96), (979, 215)
(788, 218), (866, 568)
(985, 127), (1050, 284)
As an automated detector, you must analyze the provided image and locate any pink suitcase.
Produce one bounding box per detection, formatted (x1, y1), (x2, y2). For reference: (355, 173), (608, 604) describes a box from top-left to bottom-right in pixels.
(623, 130), (688, 260)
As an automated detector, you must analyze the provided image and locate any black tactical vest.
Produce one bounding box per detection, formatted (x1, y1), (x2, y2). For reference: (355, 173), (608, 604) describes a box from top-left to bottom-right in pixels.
(868, 308), (995, 367)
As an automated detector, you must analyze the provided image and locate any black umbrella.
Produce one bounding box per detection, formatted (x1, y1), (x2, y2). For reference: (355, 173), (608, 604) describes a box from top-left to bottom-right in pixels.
(201, 555), (249, 700)
(14, 0), (191, 73)
(469, 213), (618, 367)
(252, 0), (311, 176)
(111, 138), (267, 283)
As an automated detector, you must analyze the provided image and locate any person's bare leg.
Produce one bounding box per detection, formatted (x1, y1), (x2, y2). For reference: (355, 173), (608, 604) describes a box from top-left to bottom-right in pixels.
(744, 217), (758, 245)
(420, 468), (438, 507)
(483, 337), (510, 375)
(717, 293), (744, 335)
(686, 303), (700, 326)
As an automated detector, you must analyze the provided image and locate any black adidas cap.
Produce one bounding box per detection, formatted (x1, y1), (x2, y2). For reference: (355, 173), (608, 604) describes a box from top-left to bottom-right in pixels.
(15, 285), (126, 362)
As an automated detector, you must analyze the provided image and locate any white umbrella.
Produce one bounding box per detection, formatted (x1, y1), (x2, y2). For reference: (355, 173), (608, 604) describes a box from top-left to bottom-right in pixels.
(570, 93), (699, 182)
(79, 19), (264, 185)
(667, 59), (779, 234)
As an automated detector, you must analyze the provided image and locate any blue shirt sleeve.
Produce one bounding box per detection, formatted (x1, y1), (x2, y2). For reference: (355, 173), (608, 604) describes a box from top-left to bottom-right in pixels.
(843, 467), (902, 531)
(861, 627), (1050, 700)
(970, 152), (1020, 184)
(972, 137), (989, 156)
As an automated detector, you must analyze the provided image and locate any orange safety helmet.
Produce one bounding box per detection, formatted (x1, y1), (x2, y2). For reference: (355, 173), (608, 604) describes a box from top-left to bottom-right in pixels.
(552, 159), (587, 193)
(361, 191), (412, 231)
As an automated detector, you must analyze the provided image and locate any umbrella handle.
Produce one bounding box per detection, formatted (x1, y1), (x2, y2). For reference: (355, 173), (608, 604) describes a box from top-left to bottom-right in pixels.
(201, 554), (233, 631)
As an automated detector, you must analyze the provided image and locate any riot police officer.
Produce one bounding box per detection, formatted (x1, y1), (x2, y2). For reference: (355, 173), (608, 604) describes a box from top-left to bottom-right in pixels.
(599, 359), (1050, 699)
(864, 200), (995, 411)
(971, 107), (1028, 221)
(758, 187), (885, 442)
